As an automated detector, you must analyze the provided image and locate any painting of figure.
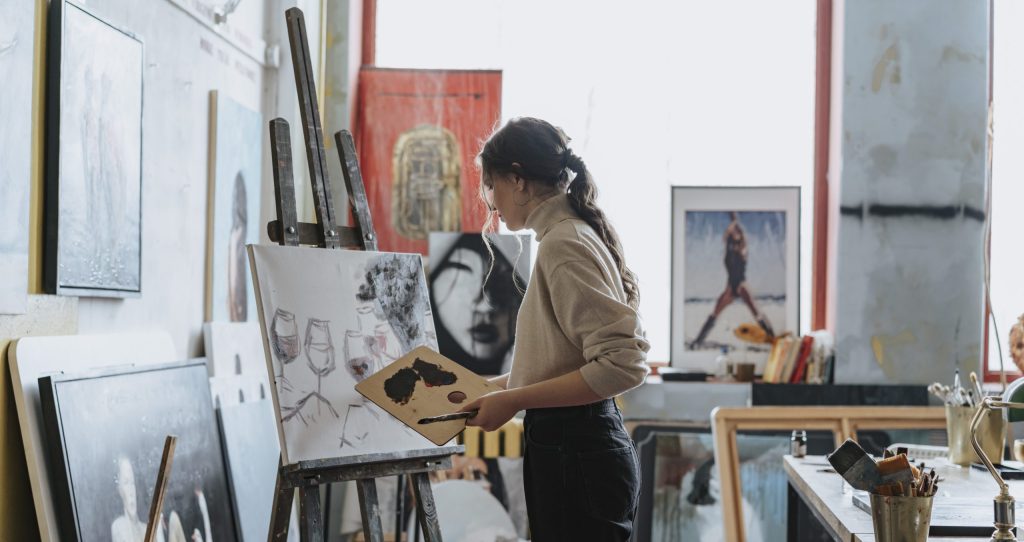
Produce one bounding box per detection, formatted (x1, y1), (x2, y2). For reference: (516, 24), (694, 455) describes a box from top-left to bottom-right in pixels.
(354, 68), (502, 254)
(207, 91), (262, 322)
(635, 429), (788, 542)
(249, 244), (439, 463)
(671, 187), (799, 371)
(0, 0), (34, 313)
(39, 361), (237, 542)
(428, 233), (530, 375)
(45, 2), (142, 296)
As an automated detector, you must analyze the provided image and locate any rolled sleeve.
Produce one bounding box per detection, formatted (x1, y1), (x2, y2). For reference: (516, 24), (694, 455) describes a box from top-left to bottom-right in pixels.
(548, 260), (651, 398)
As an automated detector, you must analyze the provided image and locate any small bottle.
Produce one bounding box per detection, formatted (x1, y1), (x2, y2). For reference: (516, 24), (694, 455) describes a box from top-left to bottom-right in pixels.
(715, 346), (732, 380)
(791, 430), (807, 458)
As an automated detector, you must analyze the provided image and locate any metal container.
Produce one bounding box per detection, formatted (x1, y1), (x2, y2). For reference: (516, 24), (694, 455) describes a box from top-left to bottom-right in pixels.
(946, 404), (1005, 466)
(869, 493), (933, 542)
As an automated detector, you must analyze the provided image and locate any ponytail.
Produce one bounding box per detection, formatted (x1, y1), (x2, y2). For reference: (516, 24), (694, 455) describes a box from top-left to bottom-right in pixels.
(564, 152), (640, 309)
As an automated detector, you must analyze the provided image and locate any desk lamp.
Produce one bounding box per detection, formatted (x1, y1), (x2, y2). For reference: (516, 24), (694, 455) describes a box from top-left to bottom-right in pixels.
(971, 378), (1024, 541)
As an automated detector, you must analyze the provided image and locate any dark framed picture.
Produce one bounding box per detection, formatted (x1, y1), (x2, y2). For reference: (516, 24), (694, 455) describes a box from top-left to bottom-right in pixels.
(44, 1), (143, 297)
(670, 186), (800, 371)
(39, 361), (238, 542)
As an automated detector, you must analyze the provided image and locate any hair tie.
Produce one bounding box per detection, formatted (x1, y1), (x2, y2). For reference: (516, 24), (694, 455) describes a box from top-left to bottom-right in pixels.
(563, 150), (577, 172)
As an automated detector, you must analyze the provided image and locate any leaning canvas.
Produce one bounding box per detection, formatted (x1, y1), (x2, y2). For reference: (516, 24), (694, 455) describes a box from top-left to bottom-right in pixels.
(44, 1), (143, 297)
(207, 91), (262, 322)
(249, 244), (440, 464)
(0, 0), (34, 313)
(428, 233), (530, 375)
(39, 360), (237, 542)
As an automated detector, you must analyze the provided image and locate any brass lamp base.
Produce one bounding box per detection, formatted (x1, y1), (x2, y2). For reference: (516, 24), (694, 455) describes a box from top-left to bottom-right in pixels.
(991, 492), (1016, 541)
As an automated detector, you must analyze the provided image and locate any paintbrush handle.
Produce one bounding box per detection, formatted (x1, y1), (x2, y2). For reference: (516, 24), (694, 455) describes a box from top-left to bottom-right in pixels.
(417, 411), (478, 424)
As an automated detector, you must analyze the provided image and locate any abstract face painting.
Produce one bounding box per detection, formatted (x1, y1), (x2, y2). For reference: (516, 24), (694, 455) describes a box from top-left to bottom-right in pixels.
(249, 244), (439, 463)
(428, 233), (530, 375)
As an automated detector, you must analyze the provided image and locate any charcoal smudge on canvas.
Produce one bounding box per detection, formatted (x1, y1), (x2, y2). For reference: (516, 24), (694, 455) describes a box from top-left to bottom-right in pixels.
(357, 254), (430, 352)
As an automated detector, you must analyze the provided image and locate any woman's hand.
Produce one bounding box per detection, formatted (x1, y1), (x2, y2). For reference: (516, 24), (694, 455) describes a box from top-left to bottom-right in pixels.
(460, 390), (520, 431)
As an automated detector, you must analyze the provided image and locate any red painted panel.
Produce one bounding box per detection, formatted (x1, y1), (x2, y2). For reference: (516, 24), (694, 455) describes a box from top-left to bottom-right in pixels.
(354, 68), (502, 254)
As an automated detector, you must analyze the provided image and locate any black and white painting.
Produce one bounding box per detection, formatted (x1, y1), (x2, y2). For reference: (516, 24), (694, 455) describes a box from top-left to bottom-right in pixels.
(45, 1), (142, 297)
(671, 187), (799, 371)
(207, 91), (262, 322)
(39, 361), (237, 542)
(636, 429), (788, 542)
(0, 0), (34, 314)
(249, 244), (439, 463)
(428, 233), (530, 376)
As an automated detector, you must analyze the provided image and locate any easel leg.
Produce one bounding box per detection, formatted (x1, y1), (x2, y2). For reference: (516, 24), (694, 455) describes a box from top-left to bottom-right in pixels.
(356, 478), (384, 542)
(299, 486), (324, 542)
(269, 482), (294, 542)
(410, 472), (442, 542)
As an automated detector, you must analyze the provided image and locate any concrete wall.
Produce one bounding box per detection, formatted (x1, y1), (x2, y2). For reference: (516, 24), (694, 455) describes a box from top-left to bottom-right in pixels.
(832, 0), (989, 384)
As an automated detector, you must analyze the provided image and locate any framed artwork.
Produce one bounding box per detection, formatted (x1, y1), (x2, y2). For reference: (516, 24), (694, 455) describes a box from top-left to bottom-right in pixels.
(207, 90), (262, 322)
(248, 244), (440, 464)
(428, 233), (530, 376)
(633, 426), (789, 542)
(44, 1), (143, 297)
(670, 186), (800, 371)
(0, 0), (34, 314)
(39, 360), (238, 542)
(10, 331), (176, 542)
(354, 68), (502, 254)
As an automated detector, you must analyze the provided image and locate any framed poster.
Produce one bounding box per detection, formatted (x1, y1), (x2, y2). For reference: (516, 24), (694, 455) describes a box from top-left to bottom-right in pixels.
(670, 186), (800, 371)
(39, 361), (237, 542)
(354, 68), (502, 254)
(0, 0), (35, 313)
(44, 1), (143, 297)
(428, 233), (530, 376)
(206, 91), (262, 322)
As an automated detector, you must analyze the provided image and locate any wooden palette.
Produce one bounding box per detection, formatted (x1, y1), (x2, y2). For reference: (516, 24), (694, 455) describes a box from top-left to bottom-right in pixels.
(355, 346), (501, 445)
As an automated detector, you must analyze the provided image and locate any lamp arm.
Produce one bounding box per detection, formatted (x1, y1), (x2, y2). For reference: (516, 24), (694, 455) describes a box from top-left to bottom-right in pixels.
(971, 397), (1024, 495)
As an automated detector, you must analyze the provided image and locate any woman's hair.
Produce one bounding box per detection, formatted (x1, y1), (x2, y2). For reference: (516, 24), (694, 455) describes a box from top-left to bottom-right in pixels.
(477, 117), (639, 308)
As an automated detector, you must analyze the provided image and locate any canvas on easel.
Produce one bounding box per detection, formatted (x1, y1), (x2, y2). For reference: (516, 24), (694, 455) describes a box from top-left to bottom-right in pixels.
(248, 244), (444, 464)
(356, 346), (501, 446)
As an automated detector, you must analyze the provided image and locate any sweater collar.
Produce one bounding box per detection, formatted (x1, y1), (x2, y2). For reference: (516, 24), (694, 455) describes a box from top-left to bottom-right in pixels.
(525, 193), (577, 241)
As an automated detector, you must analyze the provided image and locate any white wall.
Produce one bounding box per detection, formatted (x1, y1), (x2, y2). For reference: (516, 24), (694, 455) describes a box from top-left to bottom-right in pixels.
(832, 0), (989, 384)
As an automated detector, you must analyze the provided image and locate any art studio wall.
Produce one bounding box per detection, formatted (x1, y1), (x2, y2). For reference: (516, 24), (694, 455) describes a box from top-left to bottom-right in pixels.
(829, 0), (989, 384)
(0, 0), (337, 537)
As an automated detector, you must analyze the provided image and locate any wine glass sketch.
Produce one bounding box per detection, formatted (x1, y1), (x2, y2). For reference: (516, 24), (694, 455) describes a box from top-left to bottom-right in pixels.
(344, 330), (374, 383)
(305, 318), (339, 416)
(270, 308), (299, 391)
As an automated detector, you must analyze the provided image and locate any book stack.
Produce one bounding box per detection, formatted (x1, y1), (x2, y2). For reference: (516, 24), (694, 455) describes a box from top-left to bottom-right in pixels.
(762, 330), (835, 384)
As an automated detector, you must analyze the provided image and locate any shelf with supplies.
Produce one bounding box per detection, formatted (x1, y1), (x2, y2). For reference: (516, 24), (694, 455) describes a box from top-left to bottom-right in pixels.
(761, 330), (836, 384)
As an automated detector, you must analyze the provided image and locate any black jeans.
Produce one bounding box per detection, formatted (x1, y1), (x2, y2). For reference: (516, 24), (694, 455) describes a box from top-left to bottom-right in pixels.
(523, 399), (641, 542)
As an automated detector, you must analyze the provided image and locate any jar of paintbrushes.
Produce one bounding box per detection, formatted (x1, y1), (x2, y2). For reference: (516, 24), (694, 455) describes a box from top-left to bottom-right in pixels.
(931, 370), (1006, 466)
(828, 440), (937, 542)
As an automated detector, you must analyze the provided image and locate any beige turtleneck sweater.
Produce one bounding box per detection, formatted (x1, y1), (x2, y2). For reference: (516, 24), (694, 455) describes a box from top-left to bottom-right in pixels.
(507, 193), (650, 399)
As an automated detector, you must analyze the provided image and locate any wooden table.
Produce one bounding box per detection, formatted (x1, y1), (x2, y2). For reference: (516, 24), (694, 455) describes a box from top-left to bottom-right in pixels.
(784, 454), (1024, 541)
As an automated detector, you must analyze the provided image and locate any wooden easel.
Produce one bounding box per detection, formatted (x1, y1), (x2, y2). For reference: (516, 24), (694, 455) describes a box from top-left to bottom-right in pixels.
(265, 8), (461, 542)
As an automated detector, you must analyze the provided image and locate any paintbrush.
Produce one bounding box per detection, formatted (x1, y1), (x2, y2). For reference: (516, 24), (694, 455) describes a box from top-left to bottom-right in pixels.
(876, 453), (916, 486)
(827, 439), (882, 491)
(417, 411), (477, 425)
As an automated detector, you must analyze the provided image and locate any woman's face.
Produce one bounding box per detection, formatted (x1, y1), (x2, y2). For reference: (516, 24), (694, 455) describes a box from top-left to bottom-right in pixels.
(433, 247), (514, 360)
(481, 171), (531, 230)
